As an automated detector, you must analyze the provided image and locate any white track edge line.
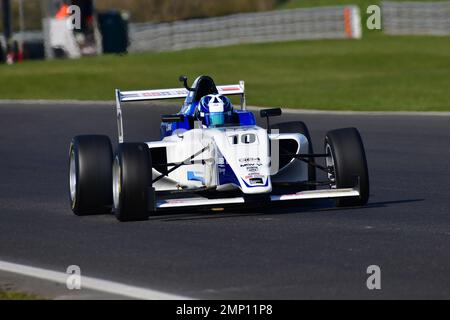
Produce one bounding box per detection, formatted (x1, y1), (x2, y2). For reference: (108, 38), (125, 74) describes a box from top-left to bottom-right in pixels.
(0, 260), (193, 300)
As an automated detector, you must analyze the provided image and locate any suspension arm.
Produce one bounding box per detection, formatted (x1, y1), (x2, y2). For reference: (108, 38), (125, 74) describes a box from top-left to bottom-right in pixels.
(152, 146), (210, 184)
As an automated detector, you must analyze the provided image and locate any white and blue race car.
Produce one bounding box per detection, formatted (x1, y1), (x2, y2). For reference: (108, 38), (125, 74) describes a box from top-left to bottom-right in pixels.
(69, 75), (369, 222)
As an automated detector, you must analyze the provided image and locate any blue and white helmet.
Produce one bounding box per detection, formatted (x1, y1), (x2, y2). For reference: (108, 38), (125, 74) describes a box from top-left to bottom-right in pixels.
(197, 94), (233, 127)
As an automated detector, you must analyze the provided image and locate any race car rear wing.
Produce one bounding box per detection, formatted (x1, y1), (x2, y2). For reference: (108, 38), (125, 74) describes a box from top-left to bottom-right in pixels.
(115, 81), (246, 143)
(117, 82), (245, 103)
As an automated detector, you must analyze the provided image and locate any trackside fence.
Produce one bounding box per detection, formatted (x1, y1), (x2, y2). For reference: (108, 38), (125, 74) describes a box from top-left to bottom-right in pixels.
(129, 6), (362, 53)
(382, 1), (450, 36)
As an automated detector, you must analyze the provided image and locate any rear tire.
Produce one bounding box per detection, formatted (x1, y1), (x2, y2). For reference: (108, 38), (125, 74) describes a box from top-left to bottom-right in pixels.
(113, 143), (153, 222)
(271, 121), (316, 188)
(69, 135), (113, 215)
(324, 127), (369, 207)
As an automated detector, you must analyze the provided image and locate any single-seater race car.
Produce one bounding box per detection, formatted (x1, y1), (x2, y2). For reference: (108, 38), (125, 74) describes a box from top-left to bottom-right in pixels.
(69, 75), (369, 221)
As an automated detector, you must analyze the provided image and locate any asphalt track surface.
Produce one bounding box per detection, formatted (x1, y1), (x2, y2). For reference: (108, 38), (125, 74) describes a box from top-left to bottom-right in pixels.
(0, 102), (449, 299)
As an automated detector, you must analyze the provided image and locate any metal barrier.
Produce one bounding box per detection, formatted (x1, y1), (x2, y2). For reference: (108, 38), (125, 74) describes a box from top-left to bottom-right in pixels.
(383, 1), (450, 36)
(129, 6), (362, 53)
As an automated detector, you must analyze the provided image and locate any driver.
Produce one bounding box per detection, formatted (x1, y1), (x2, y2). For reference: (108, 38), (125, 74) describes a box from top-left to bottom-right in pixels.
(196, 94), (234, 127)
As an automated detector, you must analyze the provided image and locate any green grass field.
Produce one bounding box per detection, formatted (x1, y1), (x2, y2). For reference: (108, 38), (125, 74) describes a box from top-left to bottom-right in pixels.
(1, 34), (450, 111)
(0, 290), (42, 300)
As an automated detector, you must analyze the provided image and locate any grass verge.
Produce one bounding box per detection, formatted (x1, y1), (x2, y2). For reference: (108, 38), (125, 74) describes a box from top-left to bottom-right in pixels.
(0, 34), (449, 111)
(0, 289), (42, 300)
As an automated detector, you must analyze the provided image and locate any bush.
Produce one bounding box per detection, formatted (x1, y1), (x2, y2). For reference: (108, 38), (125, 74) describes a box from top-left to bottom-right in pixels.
(95, 0), (278, 23)
(1, 0), (286, 32)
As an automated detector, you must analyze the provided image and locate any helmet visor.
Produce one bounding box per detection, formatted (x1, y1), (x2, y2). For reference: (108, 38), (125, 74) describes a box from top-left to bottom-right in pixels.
(206, 112), (225, 127)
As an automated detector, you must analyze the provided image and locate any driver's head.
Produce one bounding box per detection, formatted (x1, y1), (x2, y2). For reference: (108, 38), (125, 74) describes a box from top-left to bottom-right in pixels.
(197, 94), (233, 127)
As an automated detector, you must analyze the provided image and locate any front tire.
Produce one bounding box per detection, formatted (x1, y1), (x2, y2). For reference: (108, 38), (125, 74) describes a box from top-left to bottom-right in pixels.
(113, 143), (153, 222)
(69, 135), (113, 215)
(325, 127), (369, 207)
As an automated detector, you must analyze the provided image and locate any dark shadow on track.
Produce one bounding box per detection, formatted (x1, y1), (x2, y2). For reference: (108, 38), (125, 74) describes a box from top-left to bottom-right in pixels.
(146, 198), (425, 222)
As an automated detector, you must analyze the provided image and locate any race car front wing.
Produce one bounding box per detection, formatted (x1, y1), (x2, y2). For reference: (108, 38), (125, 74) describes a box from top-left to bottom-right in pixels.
(155, 187), (360, 209)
